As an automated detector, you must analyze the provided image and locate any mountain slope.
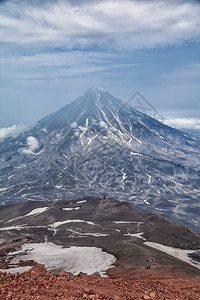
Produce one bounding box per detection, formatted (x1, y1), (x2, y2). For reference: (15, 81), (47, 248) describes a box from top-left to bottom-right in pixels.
(0, 87), (200, 231)
(0, 197), (200, 278)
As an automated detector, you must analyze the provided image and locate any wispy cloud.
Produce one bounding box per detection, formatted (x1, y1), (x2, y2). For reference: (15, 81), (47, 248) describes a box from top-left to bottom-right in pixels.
(0, 51), (136, 83)
(0, 0), (200, 50)
(0, 124), (29, 142)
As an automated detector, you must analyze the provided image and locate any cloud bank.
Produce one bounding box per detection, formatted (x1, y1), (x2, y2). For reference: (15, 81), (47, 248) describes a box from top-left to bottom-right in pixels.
(0, 124), (28, 142)
(0, 0), (200, 50)
(164, 118), (200, 130)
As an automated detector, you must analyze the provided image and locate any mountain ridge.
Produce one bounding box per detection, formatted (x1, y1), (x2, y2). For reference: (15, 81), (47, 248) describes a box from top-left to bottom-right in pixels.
(0, 196), (200, 278)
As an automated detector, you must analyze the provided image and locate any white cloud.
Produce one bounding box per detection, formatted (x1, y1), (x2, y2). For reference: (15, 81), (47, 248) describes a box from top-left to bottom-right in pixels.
(164, 118), (200, 130)
(22, 136), (39, 155)
(0, 124), (28, 142)
(0, 0), (200, 50)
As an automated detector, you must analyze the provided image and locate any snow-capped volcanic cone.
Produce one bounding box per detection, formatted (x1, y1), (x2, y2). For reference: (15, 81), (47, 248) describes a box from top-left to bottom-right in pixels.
(0, 87), (200, 231)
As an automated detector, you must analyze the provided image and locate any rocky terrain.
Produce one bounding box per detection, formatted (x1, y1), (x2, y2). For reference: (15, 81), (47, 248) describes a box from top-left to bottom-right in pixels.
(0, 264), (200, 299)
(0, 196), (200, 298)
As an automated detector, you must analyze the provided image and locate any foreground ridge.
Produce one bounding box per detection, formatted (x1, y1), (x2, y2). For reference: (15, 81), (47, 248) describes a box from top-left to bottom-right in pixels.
(0, 265), (200, 300)
(0, 197), (200, 281)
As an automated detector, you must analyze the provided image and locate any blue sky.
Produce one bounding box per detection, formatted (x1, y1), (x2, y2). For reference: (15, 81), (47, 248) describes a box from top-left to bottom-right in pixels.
(0, 0), (200, 138)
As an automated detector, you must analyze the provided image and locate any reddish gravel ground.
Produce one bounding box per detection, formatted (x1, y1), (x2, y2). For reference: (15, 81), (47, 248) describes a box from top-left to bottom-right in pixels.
(0, 265), (200, 300)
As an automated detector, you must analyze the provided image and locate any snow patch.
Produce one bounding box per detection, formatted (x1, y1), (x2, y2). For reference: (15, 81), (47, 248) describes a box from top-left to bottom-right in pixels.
(77, 200), (87, 204)
(146, 173), (151, 184)
(50, 219), (96, 228)
(79, 118), (89, 146)
(63, 153), (70, 160)
(25, 207), (49, 217)
(8, 243), (116, 276)
(62, 207), (80, 211)
(86, 133), (100, 147)
(0, 225), (25, 231)
(15, 164), (26, 169)
(0, 187), (9, 192)
(131, 152), (144, 157)
(144, 199), (150, 205)
(55, 185), (62, 189)
(121, 168), (127, 190)
(6, 207), (49, 223)
(35, 149), (45, 156)
(124, 232), (145, 240)
(68, 229), (109, 237)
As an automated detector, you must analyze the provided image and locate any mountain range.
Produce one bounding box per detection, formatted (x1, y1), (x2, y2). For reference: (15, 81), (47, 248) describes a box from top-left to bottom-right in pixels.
(0, 87), (200, 232)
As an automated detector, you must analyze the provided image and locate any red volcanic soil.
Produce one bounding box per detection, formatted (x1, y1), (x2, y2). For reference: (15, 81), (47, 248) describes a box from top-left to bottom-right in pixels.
(0, 265), (200, 300)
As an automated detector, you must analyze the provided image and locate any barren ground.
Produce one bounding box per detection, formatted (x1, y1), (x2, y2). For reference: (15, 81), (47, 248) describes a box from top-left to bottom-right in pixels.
(1, 265), (200, 300)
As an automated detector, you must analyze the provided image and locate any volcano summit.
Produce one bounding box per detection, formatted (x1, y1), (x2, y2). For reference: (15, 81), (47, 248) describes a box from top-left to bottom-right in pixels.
(0, 87), (200, 232)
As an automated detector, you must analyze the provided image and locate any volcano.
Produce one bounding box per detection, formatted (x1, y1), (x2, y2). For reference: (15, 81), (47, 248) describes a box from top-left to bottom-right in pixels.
(0, 87), (200, 232)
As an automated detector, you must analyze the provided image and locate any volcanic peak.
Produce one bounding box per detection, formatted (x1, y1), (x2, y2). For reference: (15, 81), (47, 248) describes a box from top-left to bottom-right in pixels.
(90, 86), (106, 92)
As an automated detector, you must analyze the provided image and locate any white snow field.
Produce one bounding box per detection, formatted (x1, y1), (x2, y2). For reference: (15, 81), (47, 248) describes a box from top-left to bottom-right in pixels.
(3, 243), (116, 276)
